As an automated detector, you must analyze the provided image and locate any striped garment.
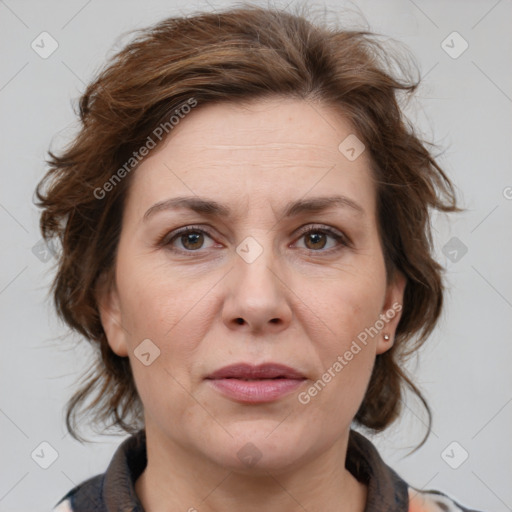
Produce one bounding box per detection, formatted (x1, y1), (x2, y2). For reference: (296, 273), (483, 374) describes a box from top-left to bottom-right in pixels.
(52, 429), (485, 512)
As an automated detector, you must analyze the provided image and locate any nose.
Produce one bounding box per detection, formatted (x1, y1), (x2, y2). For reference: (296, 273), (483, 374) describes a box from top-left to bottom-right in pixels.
(221, 244), (292, 335)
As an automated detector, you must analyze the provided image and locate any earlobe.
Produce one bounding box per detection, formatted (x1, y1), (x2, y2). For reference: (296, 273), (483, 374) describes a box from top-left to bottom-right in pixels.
(96, 274), (129, 357)
(376, 271), (406, 355)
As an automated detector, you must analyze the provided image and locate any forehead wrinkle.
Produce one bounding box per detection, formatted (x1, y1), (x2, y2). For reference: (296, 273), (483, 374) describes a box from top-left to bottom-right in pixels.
(191, 142), (342, 157)
(175, 161), (336, 171)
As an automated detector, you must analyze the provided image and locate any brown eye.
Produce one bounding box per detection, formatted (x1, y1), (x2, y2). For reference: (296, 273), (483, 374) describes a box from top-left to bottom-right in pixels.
(295, 226), (348, 252)
(304, 232), (328, 250)
(180, 231), (205, 250)
(162, 226), (216, 253)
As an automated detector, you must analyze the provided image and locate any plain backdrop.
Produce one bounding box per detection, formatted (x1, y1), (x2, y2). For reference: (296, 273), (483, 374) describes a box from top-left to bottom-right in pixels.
(0, 0), (511, 511)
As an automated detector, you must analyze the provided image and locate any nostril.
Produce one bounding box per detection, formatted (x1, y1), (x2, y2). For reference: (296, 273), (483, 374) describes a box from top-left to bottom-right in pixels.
(235, 318), (244, 325)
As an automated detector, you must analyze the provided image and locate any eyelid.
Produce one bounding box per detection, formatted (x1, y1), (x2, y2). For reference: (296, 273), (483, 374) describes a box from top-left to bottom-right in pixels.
(292, 223), (352, 248)
(157, 224), (216, 248)
(158, 223), (351, 253)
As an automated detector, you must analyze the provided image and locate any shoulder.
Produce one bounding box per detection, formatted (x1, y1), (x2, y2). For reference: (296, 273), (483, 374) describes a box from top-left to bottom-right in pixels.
(408, 487), (486, 512)
(50, 430), (146, 512)
(51, 498), (73, 511)
(346, 430), (487, 512)
(51, 474), (104, 512)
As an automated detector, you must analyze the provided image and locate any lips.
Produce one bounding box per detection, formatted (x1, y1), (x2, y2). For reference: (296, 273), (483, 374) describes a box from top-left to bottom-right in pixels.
(206, 363), (306, 380)
(205, 363), (306, 404)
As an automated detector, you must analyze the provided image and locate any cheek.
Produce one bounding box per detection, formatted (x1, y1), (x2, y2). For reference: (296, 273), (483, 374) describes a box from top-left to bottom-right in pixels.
(294, 260), (386, 412)
(115, 251), (210, 341)
(302, 261), (387, 346)
(114, 253), (216, 406)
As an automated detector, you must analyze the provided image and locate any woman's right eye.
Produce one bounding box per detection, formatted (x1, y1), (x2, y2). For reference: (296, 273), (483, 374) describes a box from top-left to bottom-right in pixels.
(163, 226), (217, 253)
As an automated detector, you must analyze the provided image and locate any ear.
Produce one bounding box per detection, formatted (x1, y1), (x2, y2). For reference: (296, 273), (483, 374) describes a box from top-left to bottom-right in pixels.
(96, 273), (129, 357)
(376, 270), (406, 355)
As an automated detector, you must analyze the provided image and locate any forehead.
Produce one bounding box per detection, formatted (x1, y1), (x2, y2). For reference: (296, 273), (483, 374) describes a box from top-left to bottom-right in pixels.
(125, 97), (376, 221)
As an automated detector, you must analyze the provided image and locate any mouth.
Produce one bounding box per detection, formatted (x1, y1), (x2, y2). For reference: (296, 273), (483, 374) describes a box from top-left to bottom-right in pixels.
(205, 363), (306, 403)
(218, 376), (292, 381)
(206, 362), (306, 380)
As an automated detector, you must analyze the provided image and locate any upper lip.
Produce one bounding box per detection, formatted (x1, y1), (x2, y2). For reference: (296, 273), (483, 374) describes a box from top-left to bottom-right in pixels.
(206, 363), (306, 380)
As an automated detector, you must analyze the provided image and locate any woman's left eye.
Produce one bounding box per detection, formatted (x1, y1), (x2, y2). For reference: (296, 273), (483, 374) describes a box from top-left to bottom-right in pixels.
(160, 224), (348, 254)
(292, 225), (348, 252)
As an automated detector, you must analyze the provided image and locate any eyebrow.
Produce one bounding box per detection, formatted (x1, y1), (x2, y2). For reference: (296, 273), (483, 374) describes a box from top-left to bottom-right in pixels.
(143, 194), (365, 221)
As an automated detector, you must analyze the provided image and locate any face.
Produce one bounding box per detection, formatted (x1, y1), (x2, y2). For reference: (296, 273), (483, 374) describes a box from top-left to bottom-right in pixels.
(98, 97), (405, 474)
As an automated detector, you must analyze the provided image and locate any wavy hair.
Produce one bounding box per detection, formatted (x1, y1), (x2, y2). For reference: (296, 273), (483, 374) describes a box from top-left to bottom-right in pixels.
(35, 3), (459, 447)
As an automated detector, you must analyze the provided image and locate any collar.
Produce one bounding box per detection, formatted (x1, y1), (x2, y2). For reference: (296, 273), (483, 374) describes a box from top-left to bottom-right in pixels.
(68, 428), (409, 511)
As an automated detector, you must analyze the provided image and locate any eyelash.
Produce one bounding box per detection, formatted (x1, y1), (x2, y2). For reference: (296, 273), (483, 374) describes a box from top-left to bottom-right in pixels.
(158, 224), (351, 255)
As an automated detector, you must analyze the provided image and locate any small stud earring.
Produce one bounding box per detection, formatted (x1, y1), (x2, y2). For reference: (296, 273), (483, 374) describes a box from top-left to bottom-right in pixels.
(383, 334), (390, 341)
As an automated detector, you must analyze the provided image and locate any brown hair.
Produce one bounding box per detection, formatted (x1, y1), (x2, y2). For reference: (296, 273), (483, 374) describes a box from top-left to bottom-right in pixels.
(35, 3), (459, 446)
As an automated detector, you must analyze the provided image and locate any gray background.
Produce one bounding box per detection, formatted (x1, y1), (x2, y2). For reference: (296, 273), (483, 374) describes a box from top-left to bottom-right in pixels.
(0, 0), (511, 510)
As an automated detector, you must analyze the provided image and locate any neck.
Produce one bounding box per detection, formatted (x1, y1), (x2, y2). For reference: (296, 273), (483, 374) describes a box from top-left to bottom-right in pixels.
(135, 423), (367, 512)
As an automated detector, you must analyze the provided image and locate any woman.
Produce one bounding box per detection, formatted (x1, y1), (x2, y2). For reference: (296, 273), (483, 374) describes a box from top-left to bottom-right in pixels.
(36, 4), (484, 512)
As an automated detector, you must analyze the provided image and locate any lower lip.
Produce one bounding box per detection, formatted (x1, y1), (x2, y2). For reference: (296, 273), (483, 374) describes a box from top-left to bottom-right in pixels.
(206, 378), (305, 403)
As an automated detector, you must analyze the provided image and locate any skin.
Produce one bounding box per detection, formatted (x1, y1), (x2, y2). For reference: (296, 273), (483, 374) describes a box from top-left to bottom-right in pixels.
(98, 97), (406, 512)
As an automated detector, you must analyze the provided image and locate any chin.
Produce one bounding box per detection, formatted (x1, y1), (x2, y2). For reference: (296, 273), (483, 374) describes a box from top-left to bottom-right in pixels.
(200, 424), (308, 474)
